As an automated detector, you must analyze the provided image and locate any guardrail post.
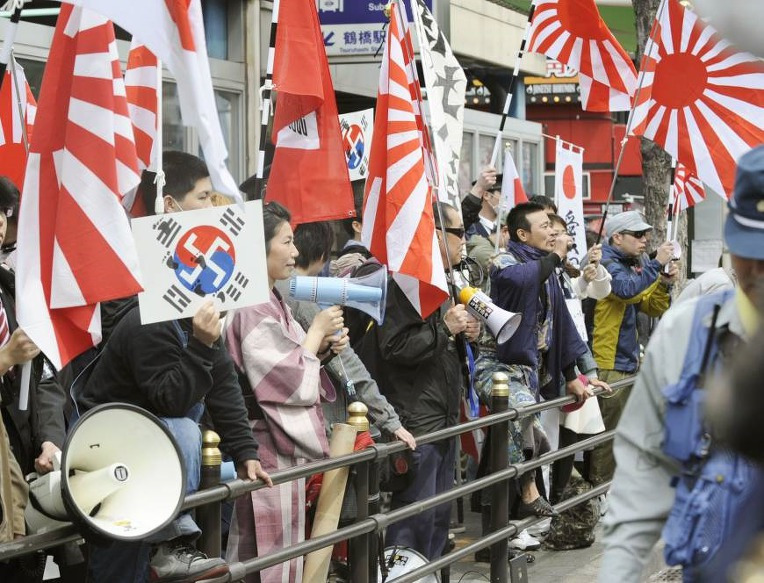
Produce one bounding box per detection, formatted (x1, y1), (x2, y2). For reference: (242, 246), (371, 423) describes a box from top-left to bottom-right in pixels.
(197, 429), (222, 558)
(490, 372), (510, 583)
(347, 402), (370, 583)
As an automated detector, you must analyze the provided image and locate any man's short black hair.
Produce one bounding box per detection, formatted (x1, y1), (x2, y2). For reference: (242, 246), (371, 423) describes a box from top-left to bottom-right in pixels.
(139, 151), (210, 215)
(529, 195), (557, 214)
(507, 202), (547, 242)
(0, 176), (20, 224)
(294, 222), (335, 269)
(433, 201), (458, 229)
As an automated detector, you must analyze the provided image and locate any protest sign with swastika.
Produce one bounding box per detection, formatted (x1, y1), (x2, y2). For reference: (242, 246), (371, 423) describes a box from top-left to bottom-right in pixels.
(132, 200), (269, 324)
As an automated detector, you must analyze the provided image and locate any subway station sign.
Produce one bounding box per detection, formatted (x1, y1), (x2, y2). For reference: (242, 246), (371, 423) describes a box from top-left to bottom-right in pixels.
(317, 0), (434, 57)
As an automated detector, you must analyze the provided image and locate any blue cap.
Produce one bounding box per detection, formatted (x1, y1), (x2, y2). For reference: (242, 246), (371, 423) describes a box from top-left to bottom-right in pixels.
(724, 146), (764, 260)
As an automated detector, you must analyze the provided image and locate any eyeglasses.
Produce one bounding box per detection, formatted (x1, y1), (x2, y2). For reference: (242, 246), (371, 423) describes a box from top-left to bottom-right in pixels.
(621, 230), (648, 239)
(443, 227), (465, 238)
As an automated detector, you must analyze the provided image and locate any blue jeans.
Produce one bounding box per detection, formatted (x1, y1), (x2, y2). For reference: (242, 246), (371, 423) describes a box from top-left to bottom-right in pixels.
(88, 403), (204, 583)
(386, 439), (456, 560)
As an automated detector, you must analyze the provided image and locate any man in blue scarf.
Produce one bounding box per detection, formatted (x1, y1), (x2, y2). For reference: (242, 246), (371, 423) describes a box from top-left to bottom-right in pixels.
(490, 202), (591, 403)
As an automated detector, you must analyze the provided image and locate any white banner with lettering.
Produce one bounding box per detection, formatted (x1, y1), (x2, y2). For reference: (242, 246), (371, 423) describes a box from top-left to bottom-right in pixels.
(132, 201), (269, 324)
(554, 139), (586, 267)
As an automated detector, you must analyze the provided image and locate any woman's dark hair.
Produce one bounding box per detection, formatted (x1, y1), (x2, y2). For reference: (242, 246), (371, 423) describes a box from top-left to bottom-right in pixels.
(549, 213), (581, 278)
(506, 201), (547, 242)
(294, 222), (335, 269)
(263, 201), (291, 252)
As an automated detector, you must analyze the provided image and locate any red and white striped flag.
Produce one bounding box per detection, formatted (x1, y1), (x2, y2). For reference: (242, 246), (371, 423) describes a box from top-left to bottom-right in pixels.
(125, 41), (158, 174)
(16, 4), (144, 369)
(527, 0), (638, 112)
(674, 162), (705, 211)
(361, 1), (448, 319)
(62, 0), (241, 199)
(123, 40), (159, 217)
(631, 0), (764, 198)
(0, 63), (36, 189)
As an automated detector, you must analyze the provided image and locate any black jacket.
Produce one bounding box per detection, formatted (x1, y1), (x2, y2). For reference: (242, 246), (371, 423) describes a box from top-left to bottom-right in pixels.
(0, 265), (67, 474)
(78, 306), (259, 465)
(355, 280), (462, 436)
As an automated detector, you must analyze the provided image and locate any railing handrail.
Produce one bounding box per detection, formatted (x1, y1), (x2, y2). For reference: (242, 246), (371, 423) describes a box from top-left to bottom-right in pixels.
(0, 375), (634, 568)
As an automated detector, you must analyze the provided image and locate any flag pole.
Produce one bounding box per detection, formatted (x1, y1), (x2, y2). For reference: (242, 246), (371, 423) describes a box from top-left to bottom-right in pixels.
(489, 2), (536, 168)
(596, 0), (669, 244)
(252, 0), (281, 201)
(493, 144), (513, 255)
(9, 51), (27, 152)
(0, 3), (23, 90)
(154, 58), (165, 214)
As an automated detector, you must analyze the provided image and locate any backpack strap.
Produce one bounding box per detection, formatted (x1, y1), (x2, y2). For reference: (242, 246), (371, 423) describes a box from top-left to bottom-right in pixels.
(662, 289), (733, 464)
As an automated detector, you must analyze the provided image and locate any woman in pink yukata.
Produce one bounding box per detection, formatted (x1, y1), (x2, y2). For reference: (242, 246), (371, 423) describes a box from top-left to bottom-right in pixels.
(225, 201), (349, 583)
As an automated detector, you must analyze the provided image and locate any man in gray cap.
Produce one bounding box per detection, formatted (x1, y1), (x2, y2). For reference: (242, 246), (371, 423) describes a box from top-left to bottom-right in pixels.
(587, 210), (677, 487)
(599, 145), (764, 581)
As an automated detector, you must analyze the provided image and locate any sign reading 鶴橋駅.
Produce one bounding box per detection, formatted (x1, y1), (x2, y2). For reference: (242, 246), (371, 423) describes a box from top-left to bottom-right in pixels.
(317, 0), (433, 57)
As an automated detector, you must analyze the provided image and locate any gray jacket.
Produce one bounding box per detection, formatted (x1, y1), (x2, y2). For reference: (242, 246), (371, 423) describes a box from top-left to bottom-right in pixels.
(274, 279), (403, 436)
(598, 292), (746, 581)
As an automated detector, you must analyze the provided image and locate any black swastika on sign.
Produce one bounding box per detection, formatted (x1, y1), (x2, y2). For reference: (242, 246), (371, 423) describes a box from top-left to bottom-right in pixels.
(162, 285), (192, 313)
(154, 217), (182, 248)
(220, 208), (245, 237)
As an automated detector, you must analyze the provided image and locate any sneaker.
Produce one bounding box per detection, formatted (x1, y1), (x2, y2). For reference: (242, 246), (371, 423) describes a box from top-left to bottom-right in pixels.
(150, 543), (229, 583)
(527, 517), (552, 537)
(509, 530), (542, 551)
(598, 494), (609, 517)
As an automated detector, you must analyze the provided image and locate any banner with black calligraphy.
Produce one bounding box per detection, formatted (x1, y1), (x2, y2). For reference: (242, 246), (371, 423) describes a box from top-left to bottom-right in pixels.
(554, 140), (586, 267)
(131, 201), (269, 324)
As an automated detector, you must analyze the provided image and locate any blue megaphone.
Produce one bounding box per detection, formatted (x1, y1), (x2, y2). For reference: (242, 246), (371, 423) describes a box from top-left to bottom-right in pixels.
(288, 265), (388, 324)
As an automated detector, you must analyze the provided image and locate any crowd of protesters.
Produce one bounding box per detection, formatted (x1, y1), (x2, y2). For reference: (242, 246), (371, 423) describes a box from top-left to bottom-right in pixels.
(1, 149), (763, 583)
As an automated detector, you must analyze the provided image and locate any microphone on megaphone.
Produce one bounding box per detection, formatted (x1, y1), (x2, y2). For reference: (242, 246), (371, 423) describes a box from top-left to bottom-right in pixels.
(25, 403), (186, 541)
(289, 265), (388, 324)
(458, 286), (521, 344)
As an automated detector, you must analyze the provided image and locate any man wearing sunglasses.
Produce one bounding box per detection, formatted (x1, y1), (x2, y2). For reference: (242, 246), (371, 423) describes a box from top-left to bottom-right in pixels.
(587, 210), (677, 489)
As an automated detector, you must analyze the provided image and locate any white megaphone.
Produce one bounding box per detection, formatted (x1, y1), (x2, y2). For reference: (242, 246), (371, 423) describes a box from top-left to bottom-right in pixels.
(25, 403), (186, 541)
(289, 265), (388, 324)
(458, 286), (521, 344)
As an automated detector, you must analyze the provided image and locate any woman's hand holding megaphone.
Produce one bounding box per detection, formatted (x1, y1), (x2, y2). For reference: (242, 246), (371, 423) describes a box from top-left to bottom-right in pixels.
(305, 305), (344, 356)
(328, 327), (350, 355)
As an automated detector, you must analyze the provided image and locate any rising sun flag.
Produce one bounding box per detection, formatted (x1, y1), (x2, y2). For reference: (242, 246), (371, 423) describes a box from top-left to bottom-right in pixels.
(631, 0), (764, 199)
(526, 0), (638, 111)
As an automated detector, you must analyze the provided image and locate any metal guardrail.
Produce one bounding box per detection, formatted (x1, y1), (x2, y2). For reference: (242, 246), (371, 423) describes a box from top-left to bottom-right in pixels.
(0, 375), (634, 582)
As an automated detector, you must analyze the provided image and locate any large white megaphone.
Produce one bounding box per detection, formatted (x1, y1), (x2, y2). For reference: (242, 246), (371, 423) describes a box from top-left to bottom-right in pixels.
(289, 265), (388, 324)
(458, 286), (522, 344)
(25, 404), (185, 541)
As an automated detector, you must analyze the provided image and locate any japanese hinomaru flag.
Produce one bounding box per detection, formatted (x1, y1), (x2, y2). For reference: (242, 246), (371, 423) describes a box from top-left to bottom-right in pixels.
(554, 140), (586, 267)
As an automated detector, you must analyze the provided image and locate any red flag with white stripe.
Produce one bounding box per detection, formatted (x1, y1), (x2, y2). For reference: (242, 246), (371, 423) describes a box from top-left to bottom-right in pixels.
(265, 0), (354, 224)
(361, 1), (448, 319)
(631, 0), (764, 198)
(674, 162), (705, 211)
(123, 40), (159, 217)
(16, 4), (144, 369)
(0, 64), (36, 189)
(62, 0), (241, 199)
(527, 0), (638, 112)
